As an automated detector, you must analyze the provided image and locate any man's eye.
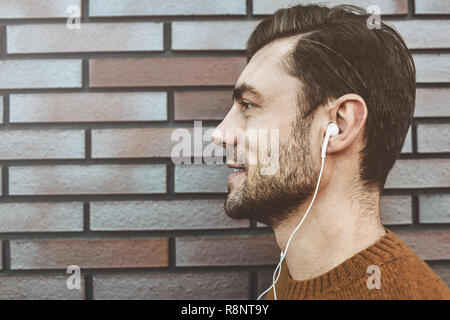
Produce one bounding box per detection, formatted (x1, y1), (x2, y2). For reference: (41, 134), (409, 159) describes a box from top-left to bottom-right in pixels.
(240, 102), (255, 109)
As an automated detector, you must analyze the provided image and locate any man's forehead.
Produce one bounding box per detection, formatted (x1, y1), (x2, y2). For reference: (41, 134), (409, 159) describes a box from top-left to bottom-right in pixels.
(236, 36), (299, 91)
(235, 55), (298, 103)
(235, 56), (283, 98)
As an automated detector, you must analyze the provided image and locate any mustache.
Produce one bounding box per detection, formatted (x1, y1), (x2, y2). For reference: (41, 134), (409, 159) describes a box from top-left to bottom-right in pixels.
(225, 145), (246, 166)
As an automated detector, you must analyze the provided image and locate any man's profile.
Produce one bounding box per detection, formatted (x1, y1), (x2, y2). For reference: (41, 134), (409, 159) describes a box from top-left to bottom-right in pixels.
(211, 4), (450, 300)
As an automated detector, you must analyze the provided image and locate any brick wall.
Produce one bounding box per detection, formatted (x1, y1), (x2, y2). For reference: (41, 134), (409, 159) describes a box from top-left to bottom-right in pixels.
(0, 0), (449, 300)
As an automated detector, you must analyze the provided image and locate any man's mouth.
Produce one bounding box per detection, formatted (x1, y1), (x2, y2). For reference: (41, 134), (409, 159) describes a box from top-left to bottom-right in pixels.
(227, 164), (246, 184)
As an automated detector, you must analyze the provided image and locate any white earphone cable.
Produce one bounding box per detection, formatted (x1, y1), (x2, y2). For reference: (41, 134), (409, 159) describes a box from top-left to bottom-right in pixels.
(257, 155), (326, 300)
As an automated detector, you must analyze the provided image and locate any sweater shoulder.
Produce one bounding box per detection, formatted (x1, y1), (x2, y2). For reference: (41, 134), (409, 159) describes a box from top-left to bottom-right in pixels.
(366, 247), (450, 299)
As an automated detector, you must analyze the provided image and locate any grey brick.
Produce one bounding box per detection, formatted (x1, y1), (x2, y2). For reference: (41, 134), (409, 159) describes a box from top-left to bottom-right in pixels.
(415, 0), (450, 15)
(429, 264), (450, 287)
(172, 21), (260, 50)
(414, 54), (450, 83)
(388, 20), (450, 49)
(419, 194), (450, 223)
(0, 202), (83, 232)
(90, 0), (246, 16)
(9, 164), (166, 195)
(93, 272), (251, 300)
(0, 96), (3, 123)
(253, 0), (408, 15)
(0, 60), (81, 89)
(401, 127), (412, 154)
(90, 200), (249, 231)
(0, 130), (84, 160)
(385, 159), (450, 189)
(10, 92), (167, 123)
(417, 124), (450, 153)
(0, 276), (84, 300)
(380, 195), (412, 225)
(415, 88), (450, 118)
(396, 230), (450, 260)
(176, 235), (279, 266)
(175, 165), (233, 193)
(8, 23), (163, 54)
(0, 0), (80, 18)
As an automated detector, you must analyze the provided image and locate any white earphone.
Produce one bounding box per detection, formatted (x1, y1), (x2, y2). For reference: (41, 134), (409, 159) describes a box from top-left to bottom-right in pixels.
(321, 122), (339, 158)
(257, 122), (339, 300)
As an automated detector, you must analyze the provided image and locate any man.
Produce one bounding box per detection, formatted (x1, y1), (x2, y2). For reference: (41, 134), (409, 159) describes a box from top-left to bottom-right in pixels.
(211, 4), (449, 299)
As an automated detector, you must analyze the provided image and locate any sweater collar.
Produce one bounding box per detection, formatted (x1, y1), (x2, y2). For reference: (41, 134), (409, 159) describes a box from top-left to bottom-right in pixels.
(265, 228), (409, 299)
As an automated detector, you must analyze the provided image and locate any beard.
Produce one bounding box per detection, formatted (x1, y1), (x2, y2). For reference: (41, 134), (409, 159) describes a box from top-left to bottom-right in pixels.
(224, 114), (319, 228)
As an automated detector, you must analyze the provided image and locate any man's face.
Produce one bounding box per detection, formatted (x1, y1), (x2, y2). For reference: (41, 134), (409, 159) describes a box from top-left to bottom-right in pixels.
(212, 37), (321, 228)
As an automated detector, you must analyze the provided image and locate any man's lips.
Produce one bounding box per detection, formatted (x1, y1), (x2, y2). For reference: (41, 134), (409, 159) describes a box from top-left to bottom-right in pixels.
(226, 164), (245, 169)
(227, 164), (246, 184)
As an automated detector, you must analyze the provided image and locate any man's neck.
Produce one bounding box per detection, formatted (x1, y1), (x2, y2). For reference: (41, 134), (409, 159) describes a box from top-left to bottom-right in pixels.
(272, 185), (386, 281)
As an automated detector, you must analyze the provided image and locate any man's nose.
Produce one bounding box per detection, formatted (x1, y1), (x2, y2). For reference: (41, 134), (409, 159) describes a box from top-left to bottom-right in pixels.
(211, 110), (240, 148)
(211, 122), (236, 149)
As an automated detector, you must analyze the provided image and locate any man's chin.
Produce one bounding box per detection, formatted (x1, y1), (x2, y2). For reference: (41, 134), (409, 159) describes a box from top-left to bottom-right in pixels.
(224, 190), (270, 226)
(224, 189), (249, 221)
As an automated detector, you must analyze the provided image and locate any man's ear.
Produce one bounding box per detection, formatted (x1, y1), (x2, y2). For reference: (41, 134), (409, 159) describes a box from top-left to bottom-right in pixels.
(326, 94), (368, 155)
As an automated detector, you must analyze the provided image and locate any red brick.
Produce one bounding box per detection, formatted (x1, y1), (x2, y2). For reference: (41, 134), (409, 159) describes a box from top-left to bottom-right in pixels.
(92, 128), (175, 158)
(10, 238), (169, 269)
(174, 90), (232, 120)
(176, 235), (279, 266)
(0, 202), (83, 232)
(92, 127), (218, 159)
(89, 57), (246, 87)
(257, 269), (277, 296)
(0, 276), (84, 299)
(396, 230), (450, 260)
(93, 272), (251, 299)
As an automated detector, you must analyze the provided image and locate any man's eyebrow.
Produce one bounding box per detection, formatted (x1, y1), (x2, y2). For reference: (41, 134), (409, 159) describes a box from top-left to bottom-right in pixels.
(232, 83), (264, 102)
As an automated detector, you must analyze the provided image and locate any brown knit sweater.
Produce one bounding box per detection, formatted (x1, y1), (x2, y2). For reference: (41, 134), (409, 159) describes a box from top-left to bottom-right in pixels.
(264, 228), (450, 300)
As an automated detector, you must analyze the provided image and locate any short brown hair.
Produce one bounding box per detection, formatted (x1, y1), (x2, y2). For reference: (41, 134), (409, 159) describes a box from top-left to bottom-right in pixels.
(246, 4), (416, 191)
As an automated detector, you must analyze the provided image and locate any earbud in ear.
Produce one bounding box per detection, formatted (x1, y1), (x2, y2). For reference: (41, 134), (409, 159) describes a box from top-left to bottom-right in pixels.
(327, 122), (339, 137)
(321, 122), (339, 159)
